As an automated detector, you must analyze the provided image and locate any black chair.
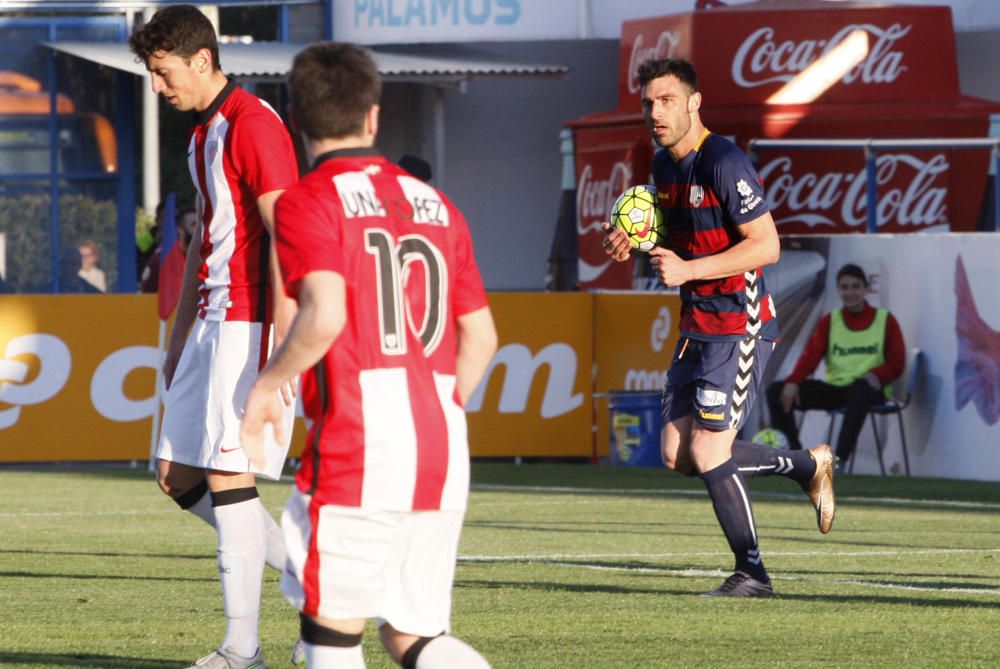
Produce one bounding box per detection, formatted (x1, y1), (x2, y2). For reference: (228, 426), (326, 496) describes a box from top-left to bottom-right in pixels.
(822, 348), (923, 476)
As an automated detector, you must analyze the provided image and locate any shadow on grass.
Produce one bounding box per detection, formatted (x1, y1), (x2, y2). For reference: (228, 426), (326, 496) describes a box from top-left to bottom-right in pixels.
(457, 575), (1000, 609)
(0, 547), (211, 561)
(0, 652), (178, 668)
(455, 577), (690, 597)
(463, 519), (720, 538)
(783, 566), (1000, 583)
(773, 591), (1000, 609)
(0, 570), (215, 583)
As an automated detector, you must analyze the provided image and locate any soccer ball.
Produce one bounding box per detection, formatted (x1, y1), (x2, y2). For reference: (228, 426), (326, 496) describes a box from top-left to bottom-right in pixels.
(610, 185), (665, 252)
(751, 428), (790, 449)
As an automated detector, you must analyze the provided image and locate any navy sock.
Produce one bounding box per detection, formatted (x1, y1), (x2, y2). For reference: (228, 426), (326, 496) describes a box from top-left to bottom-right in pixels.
(700, 458), (768, 583)
(732, 440), (815, 485)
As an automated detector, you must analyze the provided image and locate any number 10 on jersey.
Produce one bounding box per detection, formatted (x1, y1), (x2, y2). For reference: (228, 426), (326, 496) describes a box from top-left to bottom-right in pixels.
(366, 229), (448, 357)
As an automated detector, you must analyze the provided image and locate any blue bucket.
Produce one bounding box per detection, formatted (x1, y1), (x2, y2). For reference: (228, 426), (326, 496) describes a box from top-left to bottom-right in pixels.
(608, 391), (663, 467)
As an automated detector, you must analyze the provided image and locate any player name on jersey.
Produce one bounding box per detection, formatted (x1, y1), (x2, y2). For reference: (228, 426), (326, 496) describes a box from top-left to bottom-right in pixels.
(335, 171), (450, 226)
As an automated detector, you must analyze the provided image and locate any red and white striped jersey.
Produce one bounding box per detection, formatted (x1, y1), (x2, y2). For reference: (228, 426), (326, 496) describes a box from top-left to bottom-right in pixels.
(187, 80), (298, 322)
(274, 149), (489, 512)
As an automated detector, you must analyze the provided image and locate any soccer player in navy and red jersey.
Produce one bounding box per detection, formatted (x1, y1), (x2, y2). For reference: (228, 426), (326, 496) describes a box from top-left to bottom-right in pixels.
(603, 58), (836, 597)
(241, 43), (497, 668)
(130, 5), (301, 667)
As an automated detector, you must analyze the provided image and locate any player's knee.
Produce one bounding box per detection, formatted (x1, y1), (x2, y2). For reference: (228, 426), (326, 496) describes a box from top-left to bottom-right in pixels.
(156, 460), (204, 498)
(392, 632), (491, 669)
(167, 478), (209, 509)
(661, 448), (695, 476)
(300, 614), (363, 649)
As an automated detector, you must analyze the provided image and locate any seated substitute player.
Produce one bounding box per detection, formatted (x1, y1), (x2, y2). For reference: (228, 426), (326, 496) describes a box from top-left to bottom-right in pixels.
(129, 5), (301, 668)
(767, 263), (905, 467)
(241, 42), (498, 668)
(602, 57), (835, 598)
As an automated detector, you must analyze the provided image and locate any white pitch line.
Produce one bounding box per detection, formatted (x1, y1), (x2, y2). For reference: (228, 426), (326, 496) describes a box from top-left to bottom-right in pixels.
(0, 510), (174, 518)
(472, 483), (1000, 510)
(544, 562), (1000, 596)
(459, 553), (1000, 596)
(460, 547), (1000, 562)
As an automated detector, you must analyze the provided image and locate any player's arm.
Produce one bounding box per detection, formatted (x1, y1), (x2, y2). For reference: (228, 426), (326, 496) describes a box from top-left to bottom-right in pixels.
(455, 306), (498, 405)
(163, 216), (205, 389)
(257, 189), (299, 405)
(240, 270), (345, 468)
(650, 211), (779, 286)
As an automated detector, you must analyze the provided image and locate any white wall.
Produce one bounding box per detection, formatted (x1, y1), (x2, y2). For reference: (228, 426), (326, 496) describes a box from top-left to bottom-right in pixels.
(376, 40), (620, 290)
(764, 234), (1000, 481)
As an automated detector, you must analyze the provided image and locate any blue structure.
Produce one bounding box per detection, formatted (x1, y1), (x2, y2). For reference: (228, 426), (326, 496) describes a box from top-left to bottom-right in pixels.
(0, 14), (133, 292)
(0, 1), (321, 294)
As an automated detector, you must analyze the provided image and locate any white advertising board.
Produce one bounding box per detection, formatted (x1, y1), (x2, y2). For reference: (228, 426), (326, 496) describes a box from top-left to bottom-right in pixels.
(766, 233), (1000, 481)
(332, 0), (582, 43)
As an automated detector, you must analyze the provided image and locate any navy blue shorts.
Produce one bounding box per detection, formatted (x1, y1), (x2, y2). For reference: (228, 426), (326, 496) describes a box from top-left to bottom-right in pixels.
(661, 336), (775, 431)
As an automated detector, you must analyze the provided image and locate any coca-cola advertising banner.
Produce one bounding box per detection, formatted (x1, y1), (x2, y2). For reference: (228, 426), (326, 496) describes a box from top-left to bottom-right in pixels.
(574, 122), (650, 289)
(708, 110), (993, 235)
(571, 112), (993, 286)
(617, 5), (959, 110)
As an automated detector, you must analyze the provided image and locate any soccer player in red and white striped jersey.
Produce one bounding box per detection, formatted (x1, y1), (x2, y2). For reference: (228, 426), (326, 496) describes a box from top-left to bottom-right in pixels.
(241, 43), (497, 669)
(130, 5), (300, 668)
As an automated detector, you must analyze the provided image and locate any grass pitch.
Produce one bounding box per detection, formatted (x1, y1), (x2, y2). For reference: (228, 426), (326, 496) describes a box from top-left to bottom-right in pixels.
(1, 463), (998, 668)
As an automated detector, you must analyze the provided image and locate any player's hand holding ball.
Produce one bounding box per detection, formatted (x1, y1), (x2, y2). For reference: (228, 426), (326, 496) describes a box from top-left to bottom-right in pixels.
(608, 185), (665, 253)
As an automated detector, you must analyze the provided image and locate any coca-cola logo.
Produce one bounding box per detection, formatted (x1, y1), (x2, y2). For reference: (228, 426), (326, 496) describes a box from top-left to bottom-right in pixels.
(759, 153), (948, 229)
(627, 30), (681, 94)
(576, 161), (632, 234)
(732, 23), (910, 89)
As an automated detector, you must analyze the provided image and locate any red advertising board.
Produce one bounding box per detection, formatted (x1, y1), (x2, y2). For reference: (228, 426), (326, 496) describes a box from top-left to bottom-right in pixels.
(571, 1), (1000, 289)
(616, 4), (960, 110)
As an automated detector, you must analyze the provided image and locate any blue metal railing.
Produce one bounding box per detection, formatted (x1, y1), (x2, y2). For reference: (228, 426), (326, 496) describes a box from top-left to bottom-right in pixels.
(748, 138), (1000, 233)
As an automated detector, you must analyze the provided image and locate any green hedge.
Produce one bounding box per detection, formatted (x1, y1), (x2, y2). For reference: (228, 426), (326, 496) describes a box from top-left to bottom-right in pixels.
(0, 192), (118, 293)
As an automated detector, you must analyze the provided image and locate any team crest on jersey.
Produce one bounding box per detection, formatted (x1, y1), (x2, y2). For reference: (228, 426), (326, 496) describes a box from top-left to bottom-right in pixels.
(737, 178), (763, 215)
(689, 185), (705, 207)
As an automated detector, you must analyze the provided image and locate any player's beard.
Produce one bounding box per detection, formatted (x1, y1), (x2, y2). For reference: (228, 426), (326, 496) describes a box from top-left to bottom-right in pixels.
(652, 115), (691, 150)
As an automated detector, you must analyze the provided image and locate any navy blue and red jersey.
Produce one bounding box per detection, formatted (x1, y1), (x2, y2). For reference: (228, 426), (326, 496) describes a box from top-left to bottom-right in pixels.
(652, 129), (778, 342)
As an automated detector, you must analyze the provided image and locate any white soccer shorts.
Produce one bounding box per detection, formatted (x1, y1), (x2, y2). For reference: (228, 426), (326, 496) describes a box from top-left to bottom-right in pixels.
(156, 319), (294, 481)
(281, 488), (464, 637)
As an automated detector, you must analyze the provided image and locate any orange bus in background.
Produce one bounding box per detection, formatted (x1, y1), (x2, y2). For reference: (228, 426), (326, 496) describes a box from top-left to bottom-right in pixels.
(0, 70), (117, 175)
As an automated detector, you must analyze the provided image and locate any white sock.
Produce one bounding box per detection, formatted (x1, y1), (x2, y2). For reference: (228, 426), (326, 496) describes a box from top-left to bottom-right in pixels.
(306, 642), (366, 668)
(184, 487), (217, 528)
(260, 503), (288, 572)
(414, 636), (490, 669)
(215, 497), (266, 658)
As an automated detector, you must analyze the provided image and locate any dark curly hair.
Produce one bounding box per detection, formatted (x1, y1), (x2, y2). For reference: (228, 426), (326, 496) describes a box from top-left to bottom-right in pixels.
(128, 4), (221, 71)
(636, 58), (698, 94)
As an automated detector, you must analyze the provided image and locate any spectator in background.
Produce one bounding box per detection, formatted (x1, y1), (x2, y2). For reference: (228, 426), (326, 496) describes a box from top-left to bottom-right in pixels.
(398, 154), (432, 182)
(77, 240), (107, 292)
(139, 211), (193, 293)
(178, 208), (197, 253)
(136, 201), (163, 279)
(766, 263), (905, 467)
(59, 247), (100, 294)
